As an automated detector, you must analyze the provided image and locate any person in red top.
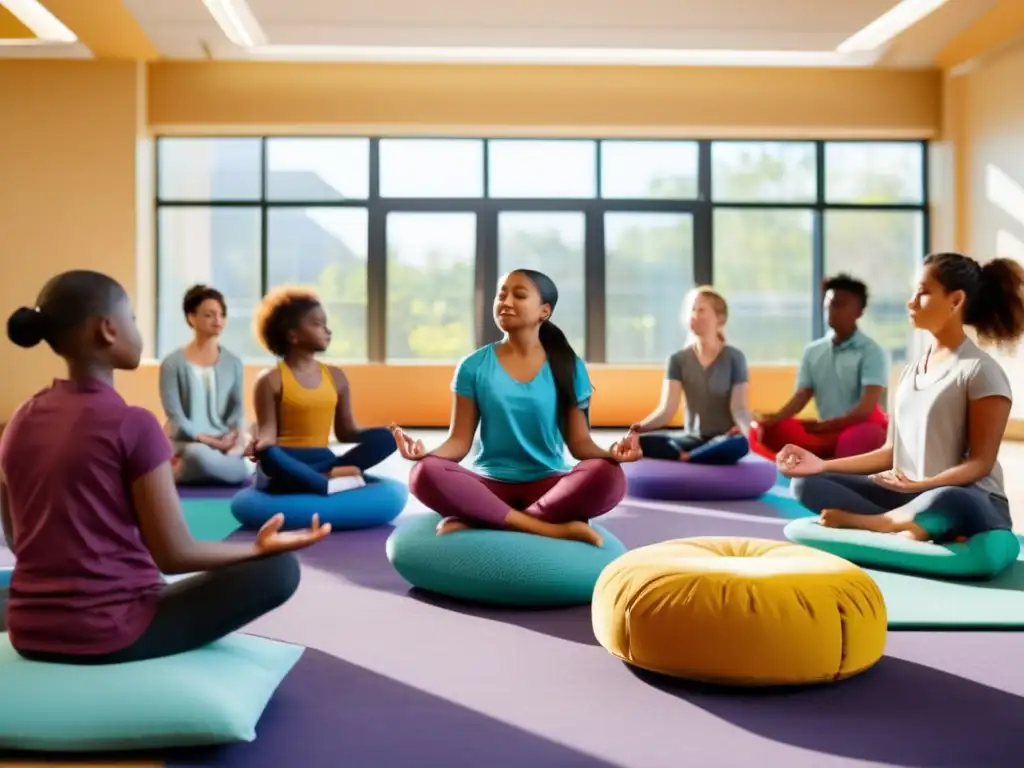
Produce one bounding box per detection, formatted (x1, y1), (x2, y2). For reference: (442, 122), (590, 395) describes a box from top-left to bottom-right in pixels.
(0, 270), (329, 664)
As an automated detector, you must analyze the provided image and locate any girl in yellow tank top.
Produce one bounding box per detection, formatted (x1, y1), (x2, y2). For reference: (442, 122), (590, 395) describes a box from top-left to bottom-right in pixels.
(245, 288), (397, 495)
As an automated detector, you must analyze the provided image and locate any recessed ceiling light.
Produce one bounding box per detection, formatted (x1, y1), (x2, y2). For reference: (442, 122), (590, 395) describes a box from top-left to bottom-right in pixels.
(837, 0), (951, 52)
(0, 0), (76, 43)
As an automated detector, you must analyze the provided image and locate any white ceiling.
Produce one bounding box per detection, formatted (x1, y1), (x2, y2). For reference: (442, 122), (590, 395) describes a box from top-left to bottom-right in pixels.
(0, 0), (1004, 65)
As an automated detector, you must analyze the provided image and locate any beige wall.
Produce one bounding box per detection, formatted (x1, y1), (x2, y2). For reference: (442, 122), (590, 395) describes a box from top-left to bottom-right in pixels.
(956, 39), (1024, 420)
(0, 62), (145, 416)
(0, 59), (940, 426)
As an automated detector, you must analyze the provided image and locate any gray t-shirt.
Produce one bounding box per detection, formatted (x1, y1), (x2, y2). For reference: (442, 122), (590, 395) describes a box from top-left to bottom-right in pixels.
(666, 345), (749, 438)
(892, 337), (1011, 500)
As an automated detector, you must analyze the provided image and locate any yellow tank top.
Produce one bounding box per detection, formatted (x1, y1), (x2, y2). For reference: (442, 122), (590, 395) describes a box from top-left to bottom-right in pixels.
(276, 362), (338, 448)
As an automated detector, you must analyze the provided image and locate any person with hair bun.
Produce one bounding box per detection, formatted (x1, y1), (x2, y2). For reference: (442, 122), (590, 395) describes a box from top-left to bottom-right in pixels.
(246, 287), (397, 495)
(780, 253), (1024, 542)
(395, 269), (638, 548)
(0, 270), (327, 664)
(159, 284), (250, 486)
(630, 286), (752, 463)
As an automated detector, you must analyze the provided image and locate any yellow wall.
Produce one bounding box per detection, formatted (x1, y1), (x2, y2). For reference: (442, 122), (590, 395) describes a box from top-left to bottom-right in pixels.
(951, 38), (1024, 427)
(0, 62), (144, 417)
(1, 60), (940, 427)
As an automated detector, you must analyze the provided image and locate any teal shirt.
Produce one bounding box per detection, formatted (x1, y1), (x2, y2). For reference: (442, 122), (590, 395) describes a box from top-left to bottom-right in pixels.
(796, 329), (889, 420)
(453, 343), (593, 483)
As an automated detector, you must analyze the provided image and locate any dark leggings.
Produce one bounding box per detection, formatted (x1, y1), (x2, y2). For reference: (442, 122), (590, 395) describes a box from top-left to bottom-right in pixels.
(639, 431), (708, 460)
(0, 552), (299, 665)
(639, 430), (749, 465)
(258, 426), (397, 495)
(791, 472), (1012, 539)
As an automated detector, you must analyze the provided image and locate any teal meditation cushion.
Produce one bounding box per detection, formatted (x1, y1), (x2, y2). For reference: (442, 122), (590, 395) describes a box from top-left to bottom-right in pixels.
(0, 632), (304, 752)
(386, 513), (628, 607)
(784, 517), (1021, 580)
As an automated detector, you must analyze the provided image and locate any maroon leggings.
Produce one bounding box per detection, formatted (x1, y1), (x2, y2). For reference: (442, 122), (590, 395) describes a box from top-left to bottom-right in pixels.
(408, 456), (627, 527)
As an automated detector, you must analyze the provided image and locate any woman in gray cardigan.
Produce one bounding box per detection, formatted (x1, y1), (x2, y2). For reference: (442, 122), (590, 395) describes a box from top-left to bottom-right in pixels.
(159, 285), (250, 486)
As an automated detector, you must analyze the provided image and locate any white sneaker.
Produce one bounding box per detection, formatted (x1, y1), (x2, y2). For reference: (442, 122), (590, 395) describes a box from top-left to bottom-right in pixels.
(327, 475), (367, 494)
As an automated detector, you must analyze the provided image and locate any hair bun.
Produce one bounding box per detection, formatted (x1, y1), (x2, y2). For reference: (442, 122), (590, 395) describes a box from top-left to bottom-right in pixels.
(7, 306), (47, 348)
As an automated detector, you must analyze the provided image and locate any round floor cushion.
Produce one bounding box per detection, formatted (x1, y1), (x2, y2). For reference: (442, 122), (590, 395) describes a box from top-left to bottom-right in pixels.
(784, 517), (1021, 580)
(386, 513), (628, 607)
(624, 454), (776, 501)
(592, 536), (887, 686)
(230, 475), (408, 531)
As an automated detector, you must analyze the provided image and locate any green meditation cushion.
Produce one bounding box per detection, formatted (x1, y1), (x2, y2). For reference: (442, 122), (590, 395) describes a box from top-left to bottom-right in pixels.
(386, 512), (628, 607)
(783, 517), (1020, 580)
(0, 633), (303, 752)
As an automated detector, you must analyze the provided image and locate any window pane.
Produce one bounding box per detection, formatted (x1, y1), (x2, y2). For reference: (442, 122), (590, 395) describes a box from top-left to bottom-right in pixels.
(267, 207), (369, 361)
(157, 138), (262, 201)
(157, 207), (262, 359)
(713, 209), (814, 364)
(497, 212), (586, 353)
(825, 211), (924, 366)
(825, 142), (924, 204)
(605, 213), (694, 363)
(386, 213), (476, 361)
(711, 141), (816, 203)
(266, 138), (369, 201)
(488, 140), (596, 198)
(380, 139), (484, 198)
(601, 141), (698, 199)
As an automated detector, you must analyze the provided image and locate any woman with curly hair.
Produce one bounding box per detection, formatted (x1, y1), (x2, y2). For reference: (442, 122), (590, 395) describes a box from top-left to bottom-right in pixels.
(247, 287), (396, 495)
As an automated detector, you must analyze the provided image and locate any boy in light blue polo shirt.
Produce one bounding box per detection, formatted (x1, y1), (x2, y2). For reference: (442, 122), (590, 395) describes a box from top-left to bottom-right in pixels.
(755, 274), (890, 458)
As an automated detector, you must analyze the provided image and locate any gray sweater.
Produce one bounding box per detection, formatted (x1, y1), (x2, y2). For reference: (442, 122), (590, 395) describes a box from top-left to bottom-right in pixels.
(159, 347), (245, 441)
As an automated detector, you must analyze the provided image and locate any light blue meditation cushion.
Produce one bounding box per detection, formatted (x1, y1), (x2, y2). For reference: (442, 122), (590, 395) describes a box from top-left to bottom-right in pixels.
(231, 474), (408, 531)
(784, 517), (1021, 580)
(0, 567), (10, 588)
(386, 513), (628, 607)
(0, 632), (304, 752)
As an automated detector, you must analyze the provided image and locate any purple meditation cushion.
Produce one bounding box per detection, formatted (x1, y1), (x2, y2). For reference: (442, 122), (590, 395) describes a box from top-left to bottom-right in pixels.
(624, 454), (776, 501)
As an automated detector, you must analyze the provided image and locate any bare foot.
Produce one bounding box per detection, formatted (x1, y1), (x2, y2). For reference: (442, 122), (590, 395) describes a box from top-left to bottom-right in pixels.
(170, 455), (184, 481)
(819, 508), (892, 533)
(678, 451), (691, 461)
(328, 466), (362, 479)
(435, 517), (470, 536)
(896, 526), (932, 542)
(557, 521), (604, 547)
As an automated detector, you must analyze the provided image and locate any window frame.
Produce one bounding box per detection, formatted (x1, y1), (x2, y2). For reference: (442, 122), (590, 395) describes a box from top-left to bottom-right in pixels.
(154, 136), (930, 364)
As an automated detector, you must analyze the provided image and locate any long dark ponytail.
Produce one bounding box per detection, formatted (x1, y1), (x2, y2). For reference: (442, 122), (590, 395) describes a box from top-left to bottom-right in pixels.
(926, 252), (1024, 349)
(515, 269), (581, 434)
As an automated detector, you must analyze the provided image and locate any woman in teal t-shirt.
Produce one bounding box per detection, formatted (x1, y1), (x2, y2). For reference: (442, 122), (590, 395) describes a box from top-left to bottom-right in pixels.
(391, 269), (640, 547)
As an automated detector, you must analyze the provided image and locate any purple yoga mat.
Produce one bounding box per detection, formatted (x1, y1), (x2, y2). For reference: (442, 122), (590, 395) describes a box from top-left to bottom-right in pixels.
(17, 490), (1017, 768)
(152, 501), (1024, 768)
(177, 480), (251, 499)
(624, 454), (776, 501)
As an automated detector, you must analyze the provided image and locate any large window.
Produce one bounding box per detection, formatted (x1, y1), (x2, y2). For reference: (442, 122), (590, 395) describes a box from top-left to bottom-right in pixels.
(155, 137), (928, 365)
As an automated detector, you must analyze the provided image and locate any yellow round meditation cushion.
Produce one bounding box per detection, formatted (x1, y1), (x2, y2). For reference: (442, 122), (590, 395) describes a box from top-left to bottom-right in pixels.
(592, 536), (887, 686)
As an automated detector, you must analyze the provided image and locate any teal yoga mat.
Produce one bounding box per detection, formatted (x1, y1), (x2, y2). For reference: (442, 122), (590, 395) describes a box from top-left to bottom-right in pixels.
(757, 484), (1024, 629)
(180, 497), (241, 542)
(870, 562), (1024, 629)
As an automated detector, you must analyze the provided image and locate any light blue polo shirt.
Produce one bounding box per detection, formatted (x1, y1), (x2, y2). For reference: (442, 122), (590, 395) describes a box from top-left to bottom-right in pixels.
(453, 343), (592, 483)
(796, 329), (889, 420)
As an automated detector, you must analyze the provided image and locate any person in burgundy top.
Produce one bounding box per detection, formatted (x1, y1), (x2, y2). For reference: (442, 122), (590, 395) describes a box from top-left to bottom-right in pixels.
(0, 270), (330, 664)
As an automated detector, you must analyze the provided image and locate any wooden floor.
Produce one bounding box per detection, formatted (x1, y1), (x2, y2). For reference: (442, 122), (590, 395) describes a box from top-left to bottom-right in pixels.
(4, 432), (1024, 768)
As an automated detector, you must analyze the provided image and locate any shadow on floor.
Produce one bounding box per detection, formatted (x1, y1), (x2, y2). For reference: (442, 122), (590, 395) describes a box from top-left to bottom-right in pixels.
(630, 654), (1024, 767)
(407, 588), (601, 646)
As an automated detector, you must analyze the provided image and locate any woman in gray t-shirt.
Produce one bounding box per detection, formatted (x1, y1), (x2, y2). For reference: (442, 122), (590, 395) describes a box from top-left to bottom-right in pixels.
(632, 287), (752, 464)
(779, 252), (1024, 542)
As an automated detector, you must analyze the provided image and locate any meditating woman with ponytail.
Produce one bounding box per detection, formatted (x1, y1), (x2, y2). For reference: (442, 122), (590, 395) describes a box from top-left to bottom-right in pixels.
(630, 286), (752, 464)
(780, 253), (1024, 543)
(393, 269), (639, 547)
